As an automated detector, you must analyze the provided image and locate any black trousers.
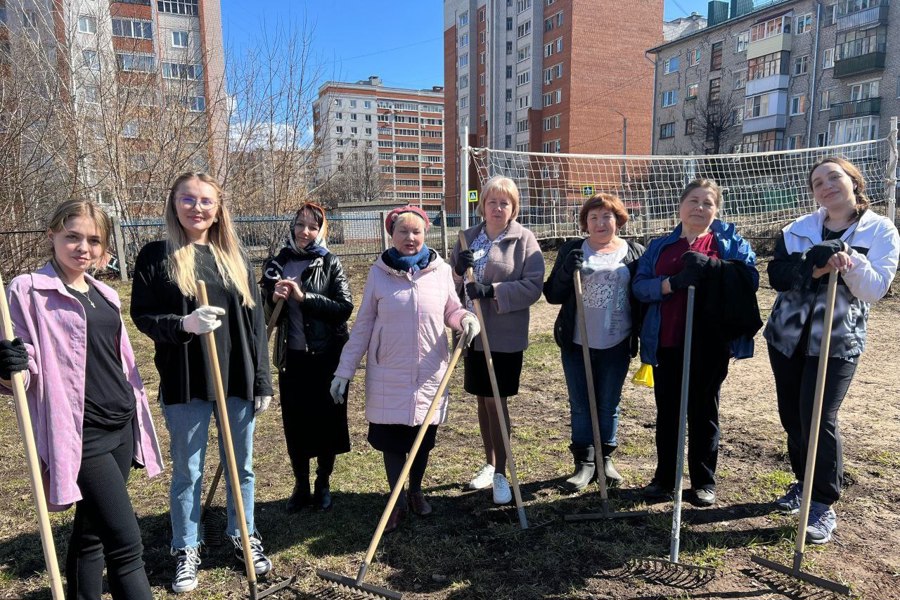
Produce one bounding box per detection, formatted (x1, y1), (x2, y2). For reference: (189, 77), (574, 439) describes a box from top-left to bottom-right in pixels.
(768, 343), (857, 505)
(66, 424), (151, 600)
(652, 345), (729, 491)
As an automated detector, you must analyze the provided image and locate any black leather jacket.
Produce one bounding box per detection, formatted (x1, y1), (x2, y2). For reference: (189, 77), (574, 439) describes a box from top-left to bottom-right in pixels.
(260, 248), (352, 371)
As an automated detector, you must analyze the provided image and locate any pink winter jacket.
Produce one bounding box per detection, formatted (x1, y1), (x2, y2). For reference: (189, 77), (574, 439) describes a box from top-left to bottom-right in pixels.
(2, 263), (164, 510)
(334, 254), (470, 426)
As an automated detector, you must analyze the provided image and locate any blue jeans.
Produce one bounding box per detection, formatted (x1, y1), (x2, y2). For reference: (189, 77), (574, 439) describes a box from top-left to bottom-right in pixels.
(162, 397), (256, 549)
(560, 338), (631, 448)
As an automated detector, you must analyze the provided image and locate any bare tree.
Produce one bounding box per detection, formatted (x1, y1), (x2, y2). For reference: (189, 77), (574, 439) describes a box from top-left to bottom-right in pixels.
(682, 86), (743, 155)
(316, 146), (391, 208)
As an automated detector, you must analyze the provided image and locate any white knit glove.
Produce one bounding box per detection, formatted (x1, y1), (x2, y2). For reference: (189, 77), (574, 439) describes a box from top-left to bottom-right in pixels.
(460, 314), (481, 347)
(254, 395), (272, 415)
(330, 376), (349, 404)
(181, 305), (226, 335)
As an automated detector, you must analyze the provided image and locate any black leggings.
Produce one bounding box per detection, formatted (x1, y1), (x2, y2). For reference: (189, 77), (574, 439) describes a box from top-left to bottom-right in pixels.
(768, 343), (857, 505)
(66, 425), (152, 600)
(383, 449), (431, 498)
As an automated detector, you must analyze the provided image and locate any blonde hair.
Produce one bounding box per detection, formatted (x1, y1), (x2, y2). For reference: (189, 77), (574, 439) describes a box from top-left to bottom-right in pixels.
(164, 172), (255, 307)
(47, 199), (112, 255)
(393, 211), (427, 230)
(478, 175), (520, 220)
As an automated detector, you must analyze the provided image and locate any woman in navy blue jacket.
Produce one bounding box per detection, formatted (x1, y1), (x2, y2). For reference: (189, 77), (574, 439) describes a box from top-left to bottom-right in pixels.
(632, 179), (759, 507)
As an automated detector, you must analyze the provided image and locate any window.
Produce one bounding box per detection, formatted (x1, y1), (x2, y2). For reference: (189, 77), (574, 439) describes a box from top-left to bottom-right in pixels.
(82, 49), (100, 71)
(507, 17), (513, 31)
(660, 122), (675, 139)
(350, 113), (357, 120)
(516, 118), (529, 132)
(687, 83), (699, 99)
(172, 31), (189, 47)
(817, 132), (829, 146)
(517, 20), (532, 38)
(350, 126), (358, 134)
(459, 33), (469, 48)
(459, 75), (469, 88)
(708, 78), (721, 102)
(750, 15), (791, 43)
(505, 135), (512, 149)
(365, 100), (372, 108)
(517, 70), (530, 86)
(825, 4), (837, 25)
(112, 18), (153, 39)
(544, 37), (562, 57)
(541, 139), (561, 153)
(122, 121), (140, 138)
(823, 48), (835, 68)
(820, 89), (832, 110)
(479, 52), (485, 64)
(664, 56), (680, 74)
(850, 80), (879, 100)
(335, 112), (343, 119)
(479, 31), (485, 44)
(543, 114), (560, 130)
(117, 53), (155, 72)
(82, 85), (100, 104)
(740, 130), (783, 152)
(543, 91), (553, 106)
(517, 46), (530, 62)
(731, 107), (744, 125)
(157, 0), (198, 15)
(506, 41), (513, 55)
(479, 7), (486, 21)
(545, 17), (554, 31)
(506, 88), (513, 101)
(460, 96), (468, 108)
(790, 94), (807, 114)
(661, 90), (678, 107)
(479, 94), (485, 106)
(505, 111), (512, 125)
(517, 0), (531, 12)
(458, 11), (469, 27)
(479, 73), (485, 86)
(161, 62), (202, 79)
(748, 51), (788, 80)
(836, 26), (886, 62)
(685, 118), (695, 135)
(828, 116), (878, 143)
(795, 13), (812, 34)
(77, 16), (96, 34)
(745, 93), (772, 118)
(517, 94), (531, 109)
(335, 125), (343, 134)
(793, 55), (809, 75)
(710, 41), (723, 70)
(459, 53), (469, 68)
(23, 9), (36, 28)
(736, 31), (750, 52)
(334, 99), (342, 107)
(787, 134), (804, 149)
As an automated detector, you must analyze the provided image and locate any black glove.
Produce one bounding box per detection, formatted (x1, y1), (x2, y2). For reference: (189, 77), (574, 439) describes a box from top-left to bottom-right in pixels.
(681, 251), (721, 274)
(561, 249), (584, 278)
(0, 338), (29, 380)
(466, 281), (495, 299)
(805, 239), (846, 268)
(668, 265), (702, 291)
(454, 249), (475, 276)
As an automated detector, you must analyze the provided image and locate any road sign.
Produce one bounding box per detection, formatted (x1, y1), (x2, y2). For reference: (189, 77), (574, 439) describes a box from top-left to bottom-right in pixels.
(581, 185), (595, 197)
(467, 190), (479, 203)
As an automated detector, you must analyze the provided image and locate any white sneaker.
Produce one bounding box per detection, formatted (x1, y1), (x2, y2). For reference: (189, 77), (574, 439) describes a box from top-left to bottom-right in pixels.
(171, 546), (201, 593)
(466, 463), (495, 490)
(492, 473), (512, 505)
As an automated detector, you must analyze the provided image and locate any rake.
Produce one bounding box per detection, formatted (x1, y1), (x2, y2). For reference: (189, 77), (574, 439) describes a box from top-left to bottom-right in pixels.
(457, 230), (527, 529)
(631, 285), (714, 581)
(0, 274), (65, 599)
(751, 271), (851, 596)
(197, 282), (294, 599)
(317, 338), (466, 600)
(563, 269), (649, 522)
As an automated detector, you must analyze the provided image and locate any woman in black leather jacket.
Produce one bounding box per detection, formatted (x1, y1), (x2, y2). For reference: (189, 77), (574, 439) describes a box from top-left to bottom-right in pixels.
(260, 202), (353, 513)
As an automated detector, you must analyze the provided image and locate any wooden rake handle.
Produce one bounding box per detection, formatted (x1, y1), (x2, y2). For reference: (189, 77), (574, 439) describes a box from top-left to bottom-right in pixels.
(197, 281), (257, 588)
(0, 274), (65, 599)
(573, 269), (611, 506)
(458, 230), (528, 528)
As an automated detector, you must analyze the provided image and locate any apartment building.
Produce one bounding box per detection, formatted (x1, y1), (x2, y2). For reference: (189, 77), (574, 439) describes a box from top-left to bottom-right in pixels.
(443, 0), (664, 213)
(312, 76), (445, 210)
(649, 0), (899, 154)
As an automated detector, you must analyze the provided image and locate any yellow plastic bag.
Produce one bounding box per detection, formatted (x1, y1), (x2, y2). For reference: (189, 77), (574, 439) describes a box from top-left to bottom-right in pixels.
(631, 363), (654, 388)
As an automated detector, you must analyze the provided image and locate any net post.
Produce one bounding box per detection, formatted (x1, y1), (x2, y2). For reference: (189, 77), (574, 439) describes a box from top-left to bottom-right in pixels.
(887, 117), (897, 225)
(461, 126), (470, 232)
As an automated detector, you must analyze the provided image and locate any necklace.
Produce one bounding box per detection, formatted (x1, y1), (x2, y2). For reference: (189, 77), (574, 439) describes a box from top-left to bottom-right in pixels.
(68, 284), (96, 309)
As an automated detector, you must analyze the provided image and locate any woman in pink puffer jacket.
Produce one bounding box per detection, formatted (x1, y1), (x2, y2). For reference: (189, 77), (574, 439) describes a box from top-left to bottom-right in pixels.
(331, 206), (479, 533)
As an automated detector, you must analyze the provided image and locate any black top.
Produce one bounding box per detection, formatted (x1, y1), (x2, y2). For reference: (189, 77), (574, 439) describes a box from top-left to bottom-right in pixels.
(66, 284), (135, 428)
(130, 240), (273, 405)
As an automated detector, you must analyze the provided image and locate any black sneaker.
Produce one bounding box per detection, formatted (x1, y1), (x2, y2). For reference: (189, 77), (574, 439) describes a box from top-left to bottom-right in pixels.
(642, 480), (673, 499)
(231, 533), (272, 576)
(692, 488), (716, 507)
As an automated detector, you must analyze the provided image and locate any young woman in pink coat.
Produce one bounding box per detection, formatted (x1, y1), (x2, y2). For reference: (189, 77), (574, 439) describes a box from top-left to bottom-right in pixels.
(331, 206), (480, 533)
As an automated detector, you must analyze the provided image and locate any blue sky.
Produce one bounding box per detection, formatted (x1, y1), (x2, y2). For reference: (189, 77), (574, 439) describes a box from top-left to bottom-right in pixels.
(220, 0), (710, 91)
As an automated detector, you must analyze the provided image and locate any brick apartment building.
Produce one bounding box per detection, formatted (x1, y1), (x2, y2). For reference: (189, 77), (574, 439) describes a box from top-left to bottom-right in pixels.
(649, 0), (900, 154)
(443, 0), (664, 214)
(312, 76), (446, 211)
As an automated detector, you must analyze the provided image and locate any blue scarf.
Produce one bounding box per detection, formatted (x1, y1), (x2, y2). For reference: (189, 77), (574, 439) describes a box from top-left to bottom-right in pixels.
(385, 245), (432, 273)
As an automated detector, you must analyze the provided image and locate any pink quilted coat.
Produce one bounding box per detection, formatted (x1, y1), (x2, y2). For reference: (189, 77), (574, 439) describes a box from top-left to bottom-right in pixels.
(334, 254), (470, 426)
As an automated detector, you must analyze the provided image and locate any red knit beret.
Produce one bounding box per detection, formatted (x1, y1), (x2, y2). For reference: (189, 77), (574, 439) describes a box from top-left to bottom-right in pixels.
(384, 205), (431, 235)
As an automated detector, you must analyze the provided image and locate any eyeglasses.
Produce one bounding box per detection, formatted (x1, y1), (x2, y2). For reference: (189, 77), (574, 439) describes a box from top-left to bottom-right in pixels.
(178, 196), (218, 211)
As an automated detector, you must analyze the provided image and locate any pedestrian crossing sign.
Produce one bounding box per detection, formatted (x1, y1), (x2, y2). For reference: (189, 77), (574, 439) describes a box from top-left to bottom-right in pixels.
(468, 190), (478, 203)
(581, 185), (595, 197)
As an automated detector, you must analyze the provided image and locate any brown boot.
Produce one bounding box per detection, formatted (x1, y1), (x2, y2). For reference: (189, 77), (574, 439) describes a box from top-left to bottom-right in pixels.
(408, 491), (432, 516)
(383, 495), (408, 534)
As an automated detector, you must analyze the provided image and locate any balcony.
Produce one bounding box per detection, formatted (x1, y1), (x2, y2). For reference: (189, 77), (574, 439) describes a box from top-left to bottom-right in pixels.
(746, 32), (792, 60)
(829, 97), (881, 120)
(836, 2), (889, 31)
(834, 51), (886, 78)
(742, 113), (787, 134)
(746, 74), (790, 96)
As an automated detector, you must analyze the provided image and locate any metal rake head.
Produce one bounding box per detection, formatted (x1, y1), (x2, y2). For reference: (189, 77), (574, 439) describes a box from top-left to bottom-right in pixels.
(624, 556), (716, 589)
(316, 569), (402, 600)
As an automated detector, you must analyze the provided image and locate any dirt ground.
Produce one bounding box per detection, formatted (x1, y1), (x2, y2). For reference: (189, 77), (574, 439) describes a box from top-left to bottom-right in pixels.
(0, 258), (899, 599)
